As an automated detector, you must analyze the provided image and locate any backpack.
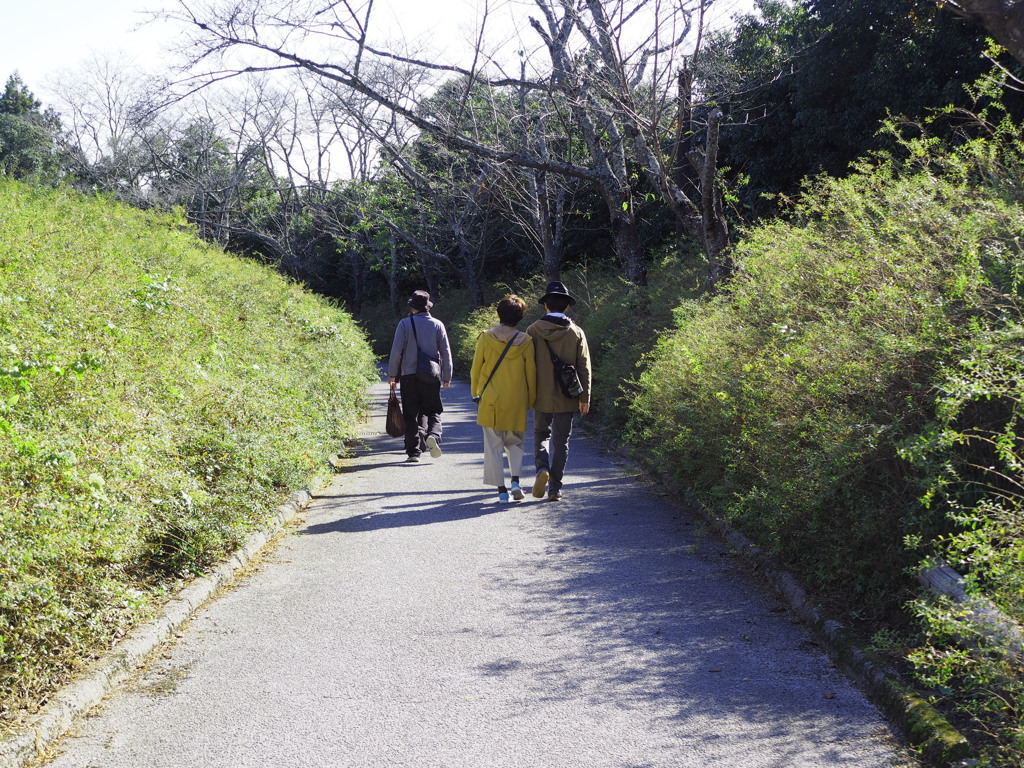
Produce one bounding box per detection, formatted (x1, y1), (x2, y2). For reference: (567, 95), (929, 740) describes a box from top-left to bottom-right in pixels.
(544, 339), (584, 399)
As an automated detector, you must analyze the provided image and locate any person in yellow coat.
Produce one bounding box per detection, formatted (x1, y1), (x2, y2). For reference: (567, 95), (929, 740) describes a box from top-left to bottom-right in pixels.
(470, 295), (537, 502)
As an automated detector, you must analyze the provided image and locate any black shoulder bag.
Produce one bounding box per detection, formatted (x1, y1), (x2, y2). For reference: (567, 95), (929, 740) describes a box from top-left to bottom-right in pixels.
(473, 332), (520, 403)
(544, 339), (584, 398)
(409, 315), (442, 383)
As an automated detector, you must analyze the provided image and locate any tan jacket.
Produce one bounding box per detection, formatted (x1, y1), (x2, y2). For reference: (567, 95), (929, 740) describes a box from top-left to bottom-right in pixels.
(471, 327), (536, 431)
(527, 315), (591, 413)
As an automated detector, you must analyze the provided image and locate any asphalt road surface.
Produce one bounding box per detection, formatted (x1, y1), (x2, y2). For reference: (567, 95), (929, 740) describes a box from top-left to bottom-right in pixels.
(43, 378), (916, 768)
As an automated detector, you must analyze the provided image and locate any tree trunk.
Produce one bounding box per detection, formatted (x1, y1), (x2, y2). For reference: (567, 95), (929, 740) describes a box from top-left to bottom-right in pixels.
(424, 270), (440, 301)
(466, 268), (484, 309)
(347, 250), (364, 313)
(536, 172), (562, 283)
(672, 65), (698, 242)
(542, 239), (561, 284)
(611, 210), (647, 286)
(387, 234), (400, 318)
(944, 0), (1024, 64)
(701, 109), (732, 289)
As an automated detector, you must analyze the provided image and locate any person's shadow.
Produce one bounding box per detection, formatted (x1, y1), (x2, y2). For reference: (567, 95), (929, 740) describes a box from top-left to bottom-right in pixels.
(301, 490), (504, 534)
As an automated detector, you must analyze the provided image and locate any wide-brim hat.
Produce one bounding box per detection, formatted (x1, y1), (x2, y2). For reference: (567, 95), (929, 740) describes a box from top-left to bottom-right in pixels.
(408, 290), (433, 311)
(538, 281), (575, 306)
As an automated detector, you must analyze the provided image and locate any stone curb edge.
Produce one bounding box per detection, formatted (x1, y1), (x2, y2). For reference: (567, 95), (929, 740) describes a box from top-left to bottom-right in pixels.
(0, 479), (327, 768)
(545, 425), (976, 766)
(687, 496), (974, 767)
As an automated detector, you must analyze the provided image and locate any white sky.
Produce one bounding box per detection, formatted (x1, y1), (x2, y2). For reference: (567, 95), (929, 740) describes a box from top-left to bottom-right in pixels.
(1, 0), (757, 107)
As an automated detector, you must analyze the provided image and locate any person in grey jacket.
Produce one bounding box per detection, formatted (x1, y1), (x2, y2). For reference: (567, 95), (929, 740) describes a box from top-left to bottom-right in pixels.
(388, 290), (454, 462)
(526, 281), (591, 500)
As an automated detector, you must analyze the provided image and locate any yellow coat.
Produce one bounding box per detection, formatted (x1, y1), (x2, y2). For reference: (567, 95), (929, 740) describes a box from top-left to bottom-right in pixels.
(471, 328), (536, 431)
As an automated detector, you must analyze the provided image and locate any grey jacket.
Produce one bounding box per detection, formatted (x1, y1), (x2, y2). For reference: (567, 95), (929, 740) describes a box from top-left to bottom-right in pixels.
(388, 312), (454, 382)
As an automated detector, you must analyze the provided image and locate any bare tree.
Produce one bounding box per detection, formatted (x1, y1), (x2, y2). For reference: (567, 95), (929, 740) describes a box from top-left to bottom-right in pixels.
(48, 54), (164, 200)
(486, 66), (581, 283)
(539, 0), (732, 284)
(160, 0), (732, 287)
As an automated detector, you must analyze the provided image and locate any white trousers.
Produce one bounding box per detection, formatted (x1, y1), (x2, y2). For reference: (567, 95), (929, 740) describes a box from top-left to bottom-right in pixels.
(482, 427), (525, 487)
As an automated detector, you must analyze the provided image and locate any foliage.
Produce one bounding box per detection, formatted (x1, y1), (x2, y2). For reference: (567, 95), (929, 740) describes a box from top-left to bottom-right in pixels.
(0, 179), (377, 722)
(574, 248), (707, 437)
(0, 75), (63, 182)
(882, 89), (1024, 765)
(901, 324), (1024, 766)
(628, 158), (1024, 613)
(706, 0), (999, 214)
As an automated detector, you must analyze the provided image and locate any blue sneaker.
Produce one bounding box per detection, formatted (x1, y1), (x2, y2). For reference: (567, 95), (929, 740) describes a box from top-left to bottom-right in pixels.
(498, 491), (510, 502)
(510, 482), (524, 501)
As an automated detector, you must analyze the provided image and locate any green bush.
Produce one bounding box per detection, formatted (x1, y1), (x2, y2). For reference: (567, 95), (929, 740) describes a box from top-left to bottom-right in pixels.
(0, 180), (377, 719)
(901, 322), (1024, 766)
(628, 163), (1024, 613)
(580, 249), (706, 437)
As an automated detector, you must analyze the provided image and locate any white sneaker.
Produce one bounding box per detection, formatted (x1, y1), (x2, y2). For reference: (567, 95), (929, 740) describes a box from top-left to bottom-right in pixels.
(426, 436), (442, 458)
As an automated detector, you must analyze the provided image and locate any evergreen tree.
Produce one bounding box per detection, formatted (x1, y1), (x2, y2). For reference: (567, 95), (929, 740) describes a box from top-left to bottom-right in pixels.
(0, 73), (63, 180)
(702, 0), (995, 214)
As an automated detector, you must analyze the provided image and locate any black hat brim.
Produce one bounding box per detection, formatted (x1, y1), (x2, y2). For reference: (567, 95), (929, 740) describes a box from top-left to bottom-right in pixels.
(539, 293), (575, 306)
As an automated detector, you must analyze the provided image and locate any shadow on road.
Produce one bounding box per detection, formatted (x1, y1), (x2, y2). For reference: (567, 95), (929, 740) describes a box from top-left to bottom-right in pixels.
(310, 379), (909, 766)
(300, 491), (505, 533)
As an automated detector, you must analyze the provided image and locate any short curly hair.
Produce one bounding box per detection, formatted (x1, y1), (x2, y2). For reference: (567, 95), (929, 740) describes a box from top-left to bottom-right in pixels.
(496, 294), (527, 326)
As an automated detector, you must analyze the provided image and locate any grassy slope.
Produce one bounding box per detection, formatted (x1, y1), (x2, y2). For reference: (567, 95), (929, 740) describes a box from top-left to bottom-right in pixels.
(0, 180), (377, 722)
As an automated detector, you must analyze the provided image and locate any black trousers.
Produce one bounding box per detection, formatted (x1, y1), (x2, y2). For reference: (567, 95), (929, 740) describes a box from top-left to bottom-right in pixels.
(399, 374), (444, 456)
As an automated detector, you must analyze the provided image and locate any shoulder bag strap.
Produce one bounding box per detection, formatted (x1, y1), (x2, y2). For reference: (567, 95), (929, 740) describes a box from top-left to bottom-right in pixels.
(543, 338), (562, 364)
(408, 315), (421, 352)
(479, 333), (520, 397)
(410, 315), (439, 359)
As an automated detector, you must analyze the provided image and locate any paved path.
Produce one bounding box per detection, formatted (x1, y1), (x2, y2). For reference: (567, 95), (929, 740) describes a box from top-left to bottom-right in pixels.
(44, 379), (915, 767)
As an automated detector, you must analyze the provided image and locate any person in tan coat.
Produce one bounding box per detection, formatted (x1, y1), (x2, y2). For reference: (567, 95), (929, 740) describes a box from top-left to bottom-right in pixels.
(526, 282), (591, 501)
(470, 295), (537, 502)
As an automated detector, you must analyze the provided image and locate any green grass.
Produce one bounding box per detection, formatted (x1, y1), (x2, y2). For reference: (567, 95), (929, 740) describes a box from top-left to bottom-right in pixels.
(0, 180), (377, 722)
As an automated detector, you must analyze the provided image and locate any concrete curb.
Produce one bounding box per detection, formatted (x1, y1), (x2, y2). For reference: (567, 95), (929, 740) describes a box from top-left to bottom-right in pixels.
(682, 495), (974, 767)
(543, 425), (975, 765)
(0, 482), (324, 768)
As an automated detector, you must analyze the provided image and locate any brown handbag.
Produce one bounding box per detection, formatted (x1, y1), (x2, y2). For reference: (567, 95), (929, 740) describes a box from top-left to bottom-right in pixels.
(385, 383), (406, 437)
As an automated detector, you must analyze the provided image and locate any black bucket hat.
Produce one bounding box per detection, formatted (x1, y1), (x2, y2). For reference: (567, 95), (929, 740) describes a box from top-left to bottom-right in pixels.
(538, 281), (575, 306)
(408, 290), (433, 311)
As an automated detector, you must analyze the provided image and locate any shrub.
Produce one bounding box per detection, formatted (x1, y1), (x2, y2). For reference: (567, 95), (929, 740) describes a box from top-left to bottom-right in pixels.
(901, 323), (1024, 766)
(628, 163), (1024, 616)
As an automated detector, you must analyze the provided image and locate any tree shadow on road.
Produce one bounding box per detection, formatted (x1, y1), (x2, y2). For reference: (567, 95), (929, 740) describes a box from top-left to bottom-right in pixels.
(466, 463), (913, 766)
(311, 381), (913, 766)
